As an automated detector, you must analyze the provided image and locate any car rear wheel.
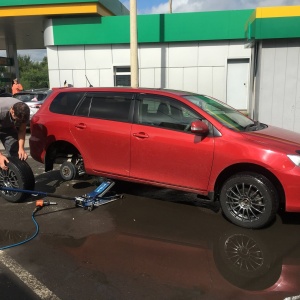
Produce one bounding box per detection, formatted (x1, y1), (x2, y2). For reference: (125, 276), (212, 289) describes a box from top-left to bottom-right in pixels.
(219, 172), (278, 229)
(0, 157), (35, 202)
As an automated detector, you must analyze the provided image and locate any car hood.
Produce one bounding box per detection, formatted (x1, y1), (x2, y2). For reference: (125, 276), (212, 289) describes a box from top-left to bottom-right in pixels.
(243, 125), (300, 153)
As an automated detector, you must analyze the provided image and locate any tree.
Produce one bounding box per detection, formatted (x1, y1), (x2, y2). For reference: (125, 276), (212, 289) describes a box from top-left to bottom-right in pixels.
(18, 55), (49, 90)
(0, 66), (10, 93)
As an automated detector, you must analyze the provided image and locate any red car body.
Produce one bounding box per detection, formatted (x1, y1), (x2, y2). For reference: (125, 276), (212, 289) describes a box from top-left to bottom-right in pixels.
(29, 87), (300, 228)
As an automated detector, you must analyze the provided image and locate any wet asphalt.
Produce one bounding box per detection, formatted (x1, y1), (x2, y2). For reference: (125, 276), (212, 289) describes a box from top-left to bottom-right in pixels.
(1, 135), (300, 299)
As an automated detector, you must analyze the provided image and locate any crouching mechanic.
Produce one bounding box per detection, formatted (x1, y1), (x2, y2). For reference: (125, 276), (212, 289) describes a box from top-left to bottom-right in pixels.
(0, 98), (30, 170)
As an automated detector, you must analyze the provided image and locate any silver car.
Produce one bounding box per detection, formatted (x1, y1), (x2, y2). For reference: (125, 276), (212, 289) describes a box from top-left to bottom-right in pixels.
(13, 88), (52, 120)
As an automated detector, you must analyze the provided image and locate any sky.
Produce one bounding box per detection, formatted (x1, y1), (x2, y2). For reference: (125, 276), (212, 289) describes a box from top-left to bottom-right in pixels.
(120, 0), (300, 14)
(1, 0), (299, 61)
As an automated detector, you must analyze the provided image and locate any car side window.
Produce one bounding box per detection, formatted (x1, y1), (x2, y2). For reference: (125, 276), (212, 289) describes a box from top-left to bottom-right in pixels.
(75, 96), (92, 117)
(75, 92), (133, 122)
(50, 92), (85, 115)
(137, 95), (200, 132)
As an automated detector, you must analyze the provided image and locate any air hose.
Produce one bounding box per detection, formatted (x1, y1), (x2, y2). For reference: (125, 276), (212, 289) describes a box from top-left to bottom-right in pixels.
(0, 200), (57, 250)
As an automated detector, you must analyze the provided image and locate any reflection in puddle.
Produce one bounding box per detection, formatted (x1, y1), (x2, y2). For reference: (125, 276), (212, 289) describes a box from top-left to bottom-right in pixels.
(213, 228), (282, 291)
(55, 193), (300, 299)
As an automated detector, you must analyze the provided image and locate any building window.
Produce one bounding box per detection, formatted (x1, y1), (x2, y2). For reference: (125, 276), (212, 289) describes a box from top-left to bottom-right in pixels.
(114, 67), (131, 87)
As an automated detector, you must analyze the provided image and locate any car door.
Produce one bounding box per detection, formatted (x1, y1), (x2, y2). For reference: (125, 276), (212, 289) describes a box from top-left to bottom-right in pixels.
(69, 92), (134, 176)
(130, 94), (215, 192)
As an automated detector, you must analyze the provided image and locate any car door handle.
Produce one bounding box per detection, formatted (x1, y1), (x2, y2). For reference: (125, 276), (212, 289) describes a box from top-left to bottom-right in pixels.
(133, 132), (149, 139)
(75, 123), (87, 129)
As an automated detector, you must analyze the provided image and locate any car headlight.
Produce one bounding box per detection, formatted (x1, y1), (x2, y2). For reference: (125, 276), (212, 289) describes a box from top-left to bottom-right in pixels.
(287, 154), (300, 167)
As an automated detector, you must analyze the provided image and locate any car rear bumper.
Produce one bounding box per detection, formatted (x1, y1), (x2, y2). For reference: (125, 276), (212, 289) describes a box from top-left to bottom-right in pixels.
(29, 136), (45, 163)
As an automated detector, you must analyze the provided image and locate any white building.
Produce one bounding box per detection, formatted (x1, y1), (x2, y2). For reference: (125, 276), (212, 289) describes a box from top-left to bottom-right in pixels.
(1, 2), (300, 132)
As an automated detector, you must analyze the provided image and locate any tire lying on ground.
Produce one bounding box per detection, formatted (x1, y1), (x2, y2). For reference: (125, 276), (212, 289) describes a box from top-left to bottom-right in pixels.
(0, 156), (35, 203)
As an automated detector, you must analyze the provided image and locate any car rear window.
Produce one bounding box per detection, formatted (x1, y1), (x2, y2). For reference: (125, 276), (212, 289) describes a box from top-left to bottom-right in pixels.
(49, 92), (85, 115)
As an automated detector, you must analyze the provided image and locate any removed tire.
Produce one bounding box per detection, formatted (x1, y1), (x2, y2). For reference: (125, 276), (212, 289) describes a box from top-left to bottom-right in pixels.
(60, 161), (77, 181)
(0, 156), (35, 203)
(219, 172), (278, 229)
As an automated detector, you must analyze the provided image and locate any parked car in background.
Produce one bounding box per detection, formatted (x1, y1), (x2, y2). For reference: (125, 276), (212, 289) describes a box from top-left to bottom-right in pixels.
(0, 87), (12, 97)
(29, 87), (300, 229)
(13, 88), (52, 120)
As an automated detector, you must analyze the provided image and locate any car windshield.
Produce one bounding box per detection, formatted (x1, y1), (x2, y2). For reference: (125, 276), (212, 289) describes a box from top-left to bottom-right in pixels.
(183, 94), (263, 132)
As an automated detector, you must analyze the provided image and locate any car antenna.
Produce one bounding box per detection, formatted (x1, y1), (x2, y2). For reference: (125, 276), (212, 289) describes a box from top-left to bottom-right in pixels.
(85, 75), (93, 87)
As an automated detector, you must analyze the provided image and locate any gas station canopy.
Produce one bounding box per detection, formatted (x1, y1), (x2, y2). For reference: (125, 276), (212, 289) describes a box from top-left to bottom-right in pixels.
(0, 0), (128, 50)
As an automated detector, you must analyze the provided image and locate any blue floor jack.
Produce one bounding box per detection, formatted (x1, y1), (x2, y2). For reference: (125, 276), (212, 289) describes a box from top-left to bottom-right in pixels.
(74, 179), (124, 211)
(0, 179), (123, 211)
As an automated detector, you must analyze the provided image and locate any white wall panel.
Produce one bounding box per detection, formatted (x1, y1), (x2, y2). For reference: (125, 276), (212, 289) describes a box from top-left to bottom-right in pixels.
(85, 45), (113, 69)
(48, 70), (60, 88)
(168, 68), (183, 90)
(111, 45), (130, 65)
(140, 68), (155, 88)
(198, 42), (228, 66)
(257, 39), (300, 133)
(57, 46), (85, 69)
(168, 43), (198, 67)
(183, 67), (197, 93)
(59, 70), (73, 87)
(271, 45), (287, 128)
(294, 103), (300, 132)
(100, 68), (114, 86)
(212, 67), (225, 101)
(257, 44), (276, 124)
(73, 70), (86, 87)
(155, 68), (166, 88)
(197, 67), (213, 95)
(295, 53), (300, 132)
(86, 69), (100, 87)
(47, 47), (59, 70)
(282, 45), (299, 131)
(139, 44), (168, 68)
(228, 40), (251, 57)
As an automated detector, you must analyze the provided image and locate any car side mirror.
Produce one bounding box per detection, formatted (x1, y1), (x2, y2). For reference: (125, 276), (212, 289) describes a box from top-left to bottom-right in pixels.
(190, 120), (209, 136)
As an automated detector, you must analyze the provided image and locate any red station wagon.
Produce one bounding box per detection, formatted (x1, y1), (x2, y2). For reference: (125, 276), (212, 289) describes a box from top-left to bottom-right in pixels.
(29, 87), (300, 229)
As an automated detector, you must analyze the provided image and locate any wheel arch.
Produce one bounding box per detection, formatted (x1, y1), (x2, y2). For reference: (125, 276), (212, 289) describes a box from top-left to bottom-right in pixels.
(214, 163), (285, 207)
(45, 140), (81, 172)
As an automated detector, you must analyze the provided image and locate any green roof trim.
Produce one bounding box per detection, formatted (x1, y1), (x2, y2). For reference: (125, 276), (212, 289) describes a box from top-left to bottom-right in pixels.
(53, 16), (130, 45)
(52, 9), (254, 46)
(247, 17), (300, 39)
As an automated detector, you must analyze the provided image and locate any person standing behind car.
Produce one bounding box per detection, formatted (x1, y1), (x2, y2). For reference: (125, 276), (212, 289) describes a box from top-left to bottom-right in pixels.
(0, 97), (30, 170)
(12, 78), (23, 95)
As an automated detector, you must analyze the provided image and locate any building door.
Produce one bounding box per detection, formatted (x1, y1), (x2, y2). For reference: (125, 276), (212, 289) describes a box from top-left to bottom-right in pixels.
(226, 59), (249, 110)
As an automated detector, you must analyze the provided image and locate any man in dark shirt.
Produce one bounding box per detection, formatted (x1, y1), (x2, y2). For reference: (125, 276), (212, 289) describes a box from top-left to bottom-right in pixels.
(0, 97), (30, 170)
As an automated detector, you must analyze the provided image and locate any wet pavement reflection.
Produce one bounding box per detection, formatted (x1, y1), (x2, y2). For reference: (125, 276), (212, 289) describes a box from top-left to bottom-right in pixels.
(0, 158), (300, 299)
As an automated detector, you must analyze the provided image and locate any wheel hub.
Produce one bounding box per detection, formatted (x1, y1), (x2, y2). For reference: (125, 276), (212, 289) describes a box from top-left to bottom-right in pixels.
(225, 182), (267, 222)
(240, 197), (251, 208)
(62, 167), (71, 176)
